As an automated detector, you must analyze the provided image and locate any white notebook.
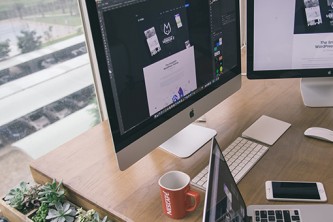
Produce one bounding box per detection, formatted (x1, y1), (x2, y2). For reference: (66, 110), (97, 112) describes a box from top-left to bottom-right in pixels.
(242, 115), (291, 145)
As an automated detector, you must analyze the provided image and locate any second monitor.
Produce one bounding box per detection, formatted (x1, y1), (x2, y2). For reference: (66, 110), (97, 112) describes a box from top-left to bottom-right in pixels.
(247, 0), (333, 107)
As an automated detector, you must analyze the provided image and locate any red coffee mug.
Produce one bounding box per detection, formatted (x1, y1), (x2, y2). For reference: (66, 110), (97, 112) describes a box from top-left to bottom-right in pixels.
(158, 171), (200, 219)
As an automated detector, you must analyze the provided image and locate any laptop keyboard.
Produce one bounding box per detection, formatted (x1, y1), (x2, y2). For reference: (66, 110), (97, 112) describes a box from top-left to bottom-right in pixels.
(191, 137), (269, 190)
(254, 209), (301, 222)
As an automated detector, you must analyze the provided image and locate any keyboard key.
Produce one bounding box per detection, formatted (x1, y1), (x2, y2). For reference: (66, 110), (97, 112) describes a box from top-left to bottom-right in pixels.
(292, 215), (300, 221)
(275, 210), (283, 220)
(283, 210), (291, 222)
(260, 210), (268, 218)
(192, 176), (200, 183)
(197, 180), (204, 186)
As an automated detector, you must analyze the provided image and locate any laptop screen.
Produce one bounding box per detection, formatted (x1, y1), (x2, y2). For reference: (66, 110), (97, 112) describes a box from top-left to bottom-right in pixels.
(203, 138), (247, 222)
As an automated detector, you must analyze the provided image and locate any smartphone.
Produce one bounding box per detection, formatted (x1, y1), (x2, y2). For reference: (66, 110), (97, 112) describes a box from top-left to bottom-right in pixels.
(265, 181), (327, 202)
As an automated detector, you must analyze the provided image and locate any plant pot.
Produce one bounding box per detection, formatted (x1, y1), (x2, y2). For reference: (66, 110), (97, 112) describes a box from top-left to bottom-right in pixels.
(0, 198), (34, 222)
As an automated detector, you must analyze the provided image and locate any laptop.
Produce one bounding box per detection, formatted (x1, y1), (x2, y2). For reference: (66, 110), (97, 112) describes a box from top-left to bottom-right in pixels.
(202, 138), (333, 222)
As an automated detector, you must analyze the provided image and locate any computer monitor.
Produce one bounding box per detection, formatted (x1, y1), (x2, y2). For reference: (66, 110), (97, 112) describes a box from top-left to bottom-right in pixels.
(78, 0), (241, 170)
(247, 0), (333, 107)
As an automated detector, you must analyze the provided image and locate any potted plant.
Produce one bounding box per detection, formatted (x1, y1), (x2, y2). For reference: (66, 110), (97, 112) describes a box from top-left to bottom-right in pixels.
(1, 179), (114, 222)
(0, 181), (40, 221)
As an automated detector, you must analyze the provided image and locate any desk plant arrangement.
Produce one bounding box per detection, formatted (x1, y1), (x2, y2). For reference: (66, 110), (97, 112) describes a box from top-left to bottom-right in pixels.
(2, 179), (112, 222)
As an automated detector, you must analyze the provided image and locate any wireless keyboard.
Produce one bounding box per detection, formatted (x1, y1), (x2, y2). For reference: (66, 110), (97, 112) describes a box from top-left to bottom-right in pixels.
(191, 137), (269, 191)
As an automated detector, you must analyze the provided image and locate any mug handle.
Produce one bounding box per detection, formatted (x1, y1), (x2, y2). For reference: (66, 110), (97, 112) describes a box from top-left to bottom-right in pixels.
(185, 190), (200, 212)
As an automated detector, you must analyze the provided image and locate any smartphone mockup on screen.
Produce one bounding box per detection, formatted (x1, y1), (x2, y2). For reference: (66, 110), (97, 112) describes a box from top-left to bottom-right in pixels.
(265, 181), (327, 202)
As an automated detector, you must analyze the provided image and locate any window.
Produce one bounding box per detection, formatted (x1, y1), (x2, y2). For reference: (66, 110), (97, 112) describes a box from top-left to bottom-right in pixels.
(0, 0), (101, 194)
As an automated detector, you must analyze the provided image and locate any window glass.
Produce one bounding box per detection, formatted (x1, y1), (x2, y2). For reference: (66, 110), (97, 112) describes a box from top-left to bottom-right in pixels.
(0, 0), (101, 195)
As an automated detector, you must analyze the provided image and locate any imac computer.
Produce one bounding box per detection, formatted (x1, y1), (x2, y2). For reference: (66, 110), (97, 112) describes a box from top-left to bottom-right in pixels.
(247, 0), (333, 107)
(78, 0), (241, 170)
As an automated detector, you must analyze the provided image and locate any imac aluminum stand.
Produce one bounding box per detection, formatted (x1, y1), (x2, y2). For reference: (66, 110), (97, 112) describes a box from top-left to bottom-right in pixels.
(300, 77), (333, 107)
(159, 124), (217, 158)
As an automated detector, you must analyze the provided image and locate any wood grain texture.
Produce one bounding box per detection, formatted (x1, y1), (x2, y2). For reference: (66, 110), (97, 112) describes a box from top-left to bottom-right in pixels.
(30, 76), (333, 221)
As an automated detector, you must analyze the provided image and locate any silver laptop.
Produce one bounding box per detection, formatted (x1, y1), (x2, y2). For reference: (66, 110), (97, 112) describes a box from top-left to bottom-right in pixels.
(202, 138), (333, 222)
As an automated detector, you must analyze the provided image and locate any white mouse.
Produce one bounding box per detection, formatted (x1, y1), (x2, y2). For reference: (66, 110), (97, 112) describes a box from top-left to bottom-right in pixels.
(304, 127), (333, 143)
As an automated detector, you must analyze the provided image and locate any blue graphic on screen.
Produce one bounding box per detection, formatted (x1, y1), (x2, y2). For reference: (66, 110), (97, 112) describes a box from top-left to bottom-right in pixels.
(172, 87), (185, 103)
(172, 95), (179, 102)
(178, 87), (184, 97)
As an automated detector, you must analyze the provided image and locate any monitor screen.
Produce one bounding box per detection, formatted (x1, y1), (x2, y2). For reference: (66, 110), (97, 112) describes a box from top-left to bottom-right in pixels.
(79, 0), (241, 170)
(247, 0), (333, 107)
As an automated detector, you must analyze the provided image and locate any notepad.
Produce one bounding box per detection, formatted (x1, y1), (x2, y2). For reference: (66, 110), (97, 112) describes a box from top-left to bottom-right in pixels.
(242, 115), (291, 145)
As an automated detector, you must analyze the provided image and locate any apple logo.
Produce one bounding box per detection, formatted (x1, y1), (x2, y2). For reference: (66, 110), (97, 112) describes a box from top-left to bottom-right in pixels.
(189, 109), (195, 118)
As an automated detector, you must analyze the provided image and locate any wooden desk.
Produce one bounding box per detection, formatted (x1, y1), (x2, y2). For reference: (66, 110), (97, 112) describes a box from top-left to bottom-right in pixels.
(30, 76), (333, 221)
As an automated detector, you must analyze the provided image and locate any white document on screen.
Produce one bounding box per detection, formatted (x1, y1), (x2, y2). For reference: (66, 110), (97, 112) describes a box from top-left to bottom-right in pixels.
(253, 0), (333, 71)
(143, 46), (197, 116)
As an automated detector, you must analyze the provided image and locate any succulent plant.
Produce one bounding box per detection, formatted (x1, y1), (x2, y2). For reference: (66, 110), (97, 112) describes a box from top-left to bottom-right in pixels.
(75, 208), (110, 222)
(32, 202), (49, 222)
(46, 202), (76, 222)
(38, 179), (65, 206)
(4, 181), (42, 213)
(4, 179), (111, 222)
(22, 183), (42, 210)
(4, 181), (30, 211)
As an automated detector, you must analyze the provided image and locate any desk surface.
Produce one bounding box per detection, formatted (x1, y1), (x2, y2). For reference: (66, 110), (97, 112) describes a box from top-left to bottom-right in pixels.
(30, 76), (333, 222)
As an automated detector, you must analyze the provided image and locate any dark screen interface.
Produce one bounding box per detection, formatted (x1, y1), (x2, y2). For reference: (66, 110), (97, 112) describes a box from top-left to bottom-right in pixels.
(272, 182), (320, 199)
(205, 139), (247, 222)
(96, 0), (238, 135)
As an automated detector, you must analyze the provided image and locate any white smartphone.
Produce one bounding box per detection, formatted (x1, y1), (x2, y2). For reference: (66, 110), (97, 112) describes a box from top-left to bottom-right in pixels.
(265, 181), (327, 202)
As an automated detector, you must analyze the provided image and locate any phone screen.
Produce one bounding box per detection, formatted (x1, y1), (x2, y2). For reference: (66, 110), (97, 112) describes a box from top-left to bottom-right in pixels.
(272, 182), (320, 199)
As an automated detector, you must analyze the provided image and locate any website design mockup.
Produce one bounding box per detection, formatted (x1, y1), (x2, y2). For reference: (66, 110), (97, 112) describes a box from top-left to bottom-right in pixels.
(253, 0), (333, 71)
(140, 6), (198, 117)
